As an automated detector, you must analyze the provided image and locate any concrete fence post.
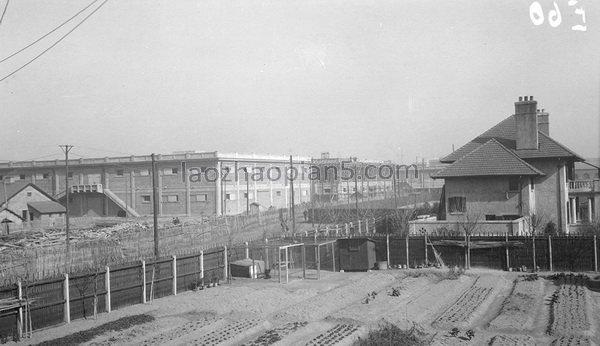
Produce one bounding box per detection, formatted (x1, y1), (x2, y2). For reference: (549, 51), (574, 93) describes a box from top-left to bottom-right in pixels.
(223, 246), (228, 281)
(172, 255), (177, 296)
(505, 233), (510, 270)
(358, 220), (362, 234)
(264, 240), (269, 269)
(405, 235), (410, 268)
(105, 266), (111, 313)
(548, 235), (553, 272)
(386, 233), (390, 265)
(594, 235), (598, 273)
(17, 280), (23, 339)
(200, 250), (205, 282)
(245, 242), (249, 259)
(141, 261), (146, 304)
(332, 242), (336, 272)
(64, 273), (70, 323)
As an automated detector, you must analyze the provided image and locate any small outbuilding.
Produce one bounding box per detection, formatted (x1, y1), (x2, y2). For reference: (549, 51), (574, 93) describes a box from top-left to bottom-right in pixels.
(337, 237), (376, 271)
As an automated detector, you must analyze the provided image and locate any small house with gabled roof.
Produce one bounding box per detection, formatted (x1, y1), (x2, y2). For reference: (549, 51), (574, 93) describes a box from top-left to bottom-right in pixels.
(0, 182), (65, 231)
(432, 96), (585, 234)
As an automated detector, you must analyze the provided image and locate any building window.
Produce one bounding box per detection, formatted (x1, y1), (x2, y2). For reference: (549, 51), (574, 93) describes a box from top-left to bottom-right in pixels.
(226, 193), (236, 201)
(244, 192), (254, 199)
(193, 194), (208, 202)
(27, 192), (32, 197)
(324, 188), (332, 194)
(485, 215), (496, 221)
(22, 210), (28, 220)
(67, 172), (73, 178)
(139, 169), (150, 176)
(116, 170), (124, 177)
(35, 173), (49, 180)
(163, 168), (178, 175)
(508, 177), (519, 191)
(448, 196), (466, 213)
(142, 195), (151, 203)
(164, 195), (178, 203)
(275, 191), (281, 197)
(19, 175), (26, 180)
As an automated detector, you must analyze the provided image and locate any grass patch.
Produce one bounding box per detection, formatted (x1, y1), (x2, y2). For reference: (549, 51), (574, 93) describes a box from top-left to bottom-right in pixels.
(354, 322), (430, 346)
(34, 314), (155, 346)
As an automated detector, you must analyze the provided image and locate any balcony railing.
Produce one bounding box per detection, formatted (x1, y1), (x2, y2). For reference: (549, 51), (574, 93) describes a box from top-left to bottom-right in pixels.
(70, 184), (103, 193)
(569, 180), (599, 193)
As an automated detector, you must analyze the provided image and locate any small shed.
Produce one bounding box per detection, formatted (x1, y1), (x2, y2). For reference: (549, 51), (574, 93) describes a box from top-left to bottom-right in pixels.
(337, 237), (376, 271)
(27, 201), (66, 227)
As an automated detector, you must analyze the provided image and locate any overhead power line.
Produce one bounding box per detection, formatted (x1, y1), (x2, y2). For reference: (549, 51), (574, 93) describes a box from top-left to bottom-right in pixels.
(0, 0), (109, 82)
(0, 0), (9, 28)
(0, 0), (100, 64)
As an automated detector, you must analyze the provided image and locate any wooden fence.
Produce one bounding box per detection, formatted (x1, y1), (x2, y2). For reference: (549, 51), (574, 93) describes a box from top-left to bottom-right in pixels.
(0, 248), (225, 341)
(0, 209), (291, 286)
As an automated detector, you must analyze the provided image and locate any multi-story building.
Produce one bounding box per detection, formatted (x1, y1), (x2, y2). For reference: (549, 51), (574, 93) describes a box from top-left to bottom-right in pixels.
(0, 152), (312, 218)
(432, 96), (589, 234)
(309, 153), (421, 205)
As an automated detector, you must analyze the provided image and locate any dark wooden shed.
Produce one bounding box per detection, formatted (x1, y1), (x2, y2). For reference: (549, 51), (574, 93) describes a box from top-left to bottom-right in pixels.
(337, 237), (376, 271)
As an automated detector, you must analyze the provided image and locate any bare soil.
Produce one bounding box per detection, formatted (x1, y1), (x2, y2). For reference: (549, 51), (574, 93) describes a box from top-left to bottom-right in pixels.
(8, 269), (600, 346)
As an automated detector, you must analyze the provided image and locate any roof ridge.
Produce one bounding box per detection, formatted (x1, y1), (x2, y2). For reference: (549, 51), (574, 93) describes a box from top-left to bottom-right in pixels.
(432, 138), (545, 178)
(486, 139), (546, 175)
(536, 131), (584, 161)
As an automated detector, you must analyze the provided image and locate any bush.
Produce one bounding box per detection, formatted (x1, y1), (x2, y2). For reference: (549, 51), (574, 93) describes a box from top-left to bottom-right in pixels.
(446, 266), (465, 280)
(544, 221), (559, 236)
(522, 273), (539, 281)
(354, 322), (429, 346)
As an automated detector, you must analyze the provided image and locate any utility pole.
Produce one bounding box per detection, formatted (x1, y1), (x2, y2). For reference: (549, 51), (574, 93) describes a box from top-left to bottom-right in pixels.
(392, 165), (398, 209)
(290, 156), (296, 233)
(151, 153), (159, 259)
(353, 157), (359, 220)
(2, 178), (8, 234)
(245, 168), (249, 215)
(59, 145), (73, 266)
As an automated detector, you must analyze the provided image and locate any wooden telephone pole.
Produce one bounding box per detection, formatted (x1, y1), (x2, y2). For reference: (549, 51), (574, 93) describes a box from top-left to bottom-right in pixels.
(289, 156), (296, 233)
(59, 145), (73, 267)
(151, 153), (159, 259)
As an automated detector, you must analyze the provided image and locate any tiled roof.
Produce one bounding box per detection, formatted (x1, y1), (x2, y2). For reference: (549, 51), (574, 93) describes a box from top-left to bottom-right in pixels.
(27, 201), (66, 214)
(0, 181), (30, 203)
(432, 139), (545, 178)
(441, 115), (583, 163)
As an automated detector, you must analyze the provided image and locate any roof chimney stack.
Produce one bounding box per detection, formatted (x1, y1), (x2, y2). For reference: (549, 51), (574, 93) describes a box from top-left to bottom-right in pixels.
(514, 95), (538, 150)
(537, 108), (550, 136)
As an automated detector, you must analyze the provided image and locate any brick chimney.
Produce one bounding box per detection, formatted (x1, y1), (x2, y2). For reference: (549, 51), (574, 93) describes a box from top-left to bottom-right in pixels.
(537, 108), (549, 136)
(514, 96), (538, 150)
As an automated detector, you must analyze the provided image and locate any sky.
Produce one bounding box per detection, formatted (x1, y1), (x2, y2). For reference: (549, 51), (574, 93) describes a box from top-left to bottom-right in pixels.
(1, 0), (599, 164)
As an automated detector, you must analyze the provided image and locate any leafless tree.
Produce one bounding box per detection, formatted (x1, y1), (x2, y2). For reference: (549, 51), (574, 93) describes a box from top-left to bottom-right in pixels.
(523, 213), (547, 272)
(456, 208), (483, 269)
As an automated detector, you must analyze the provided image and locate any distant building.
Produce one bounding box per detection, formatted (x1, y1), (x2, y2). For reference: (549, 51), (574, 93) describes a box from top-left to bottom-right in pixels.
(0, 152), (312, 218)
(432, 96), (591, 234)
(0, 182), (65, 231)
(309, 153), (419, 204)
